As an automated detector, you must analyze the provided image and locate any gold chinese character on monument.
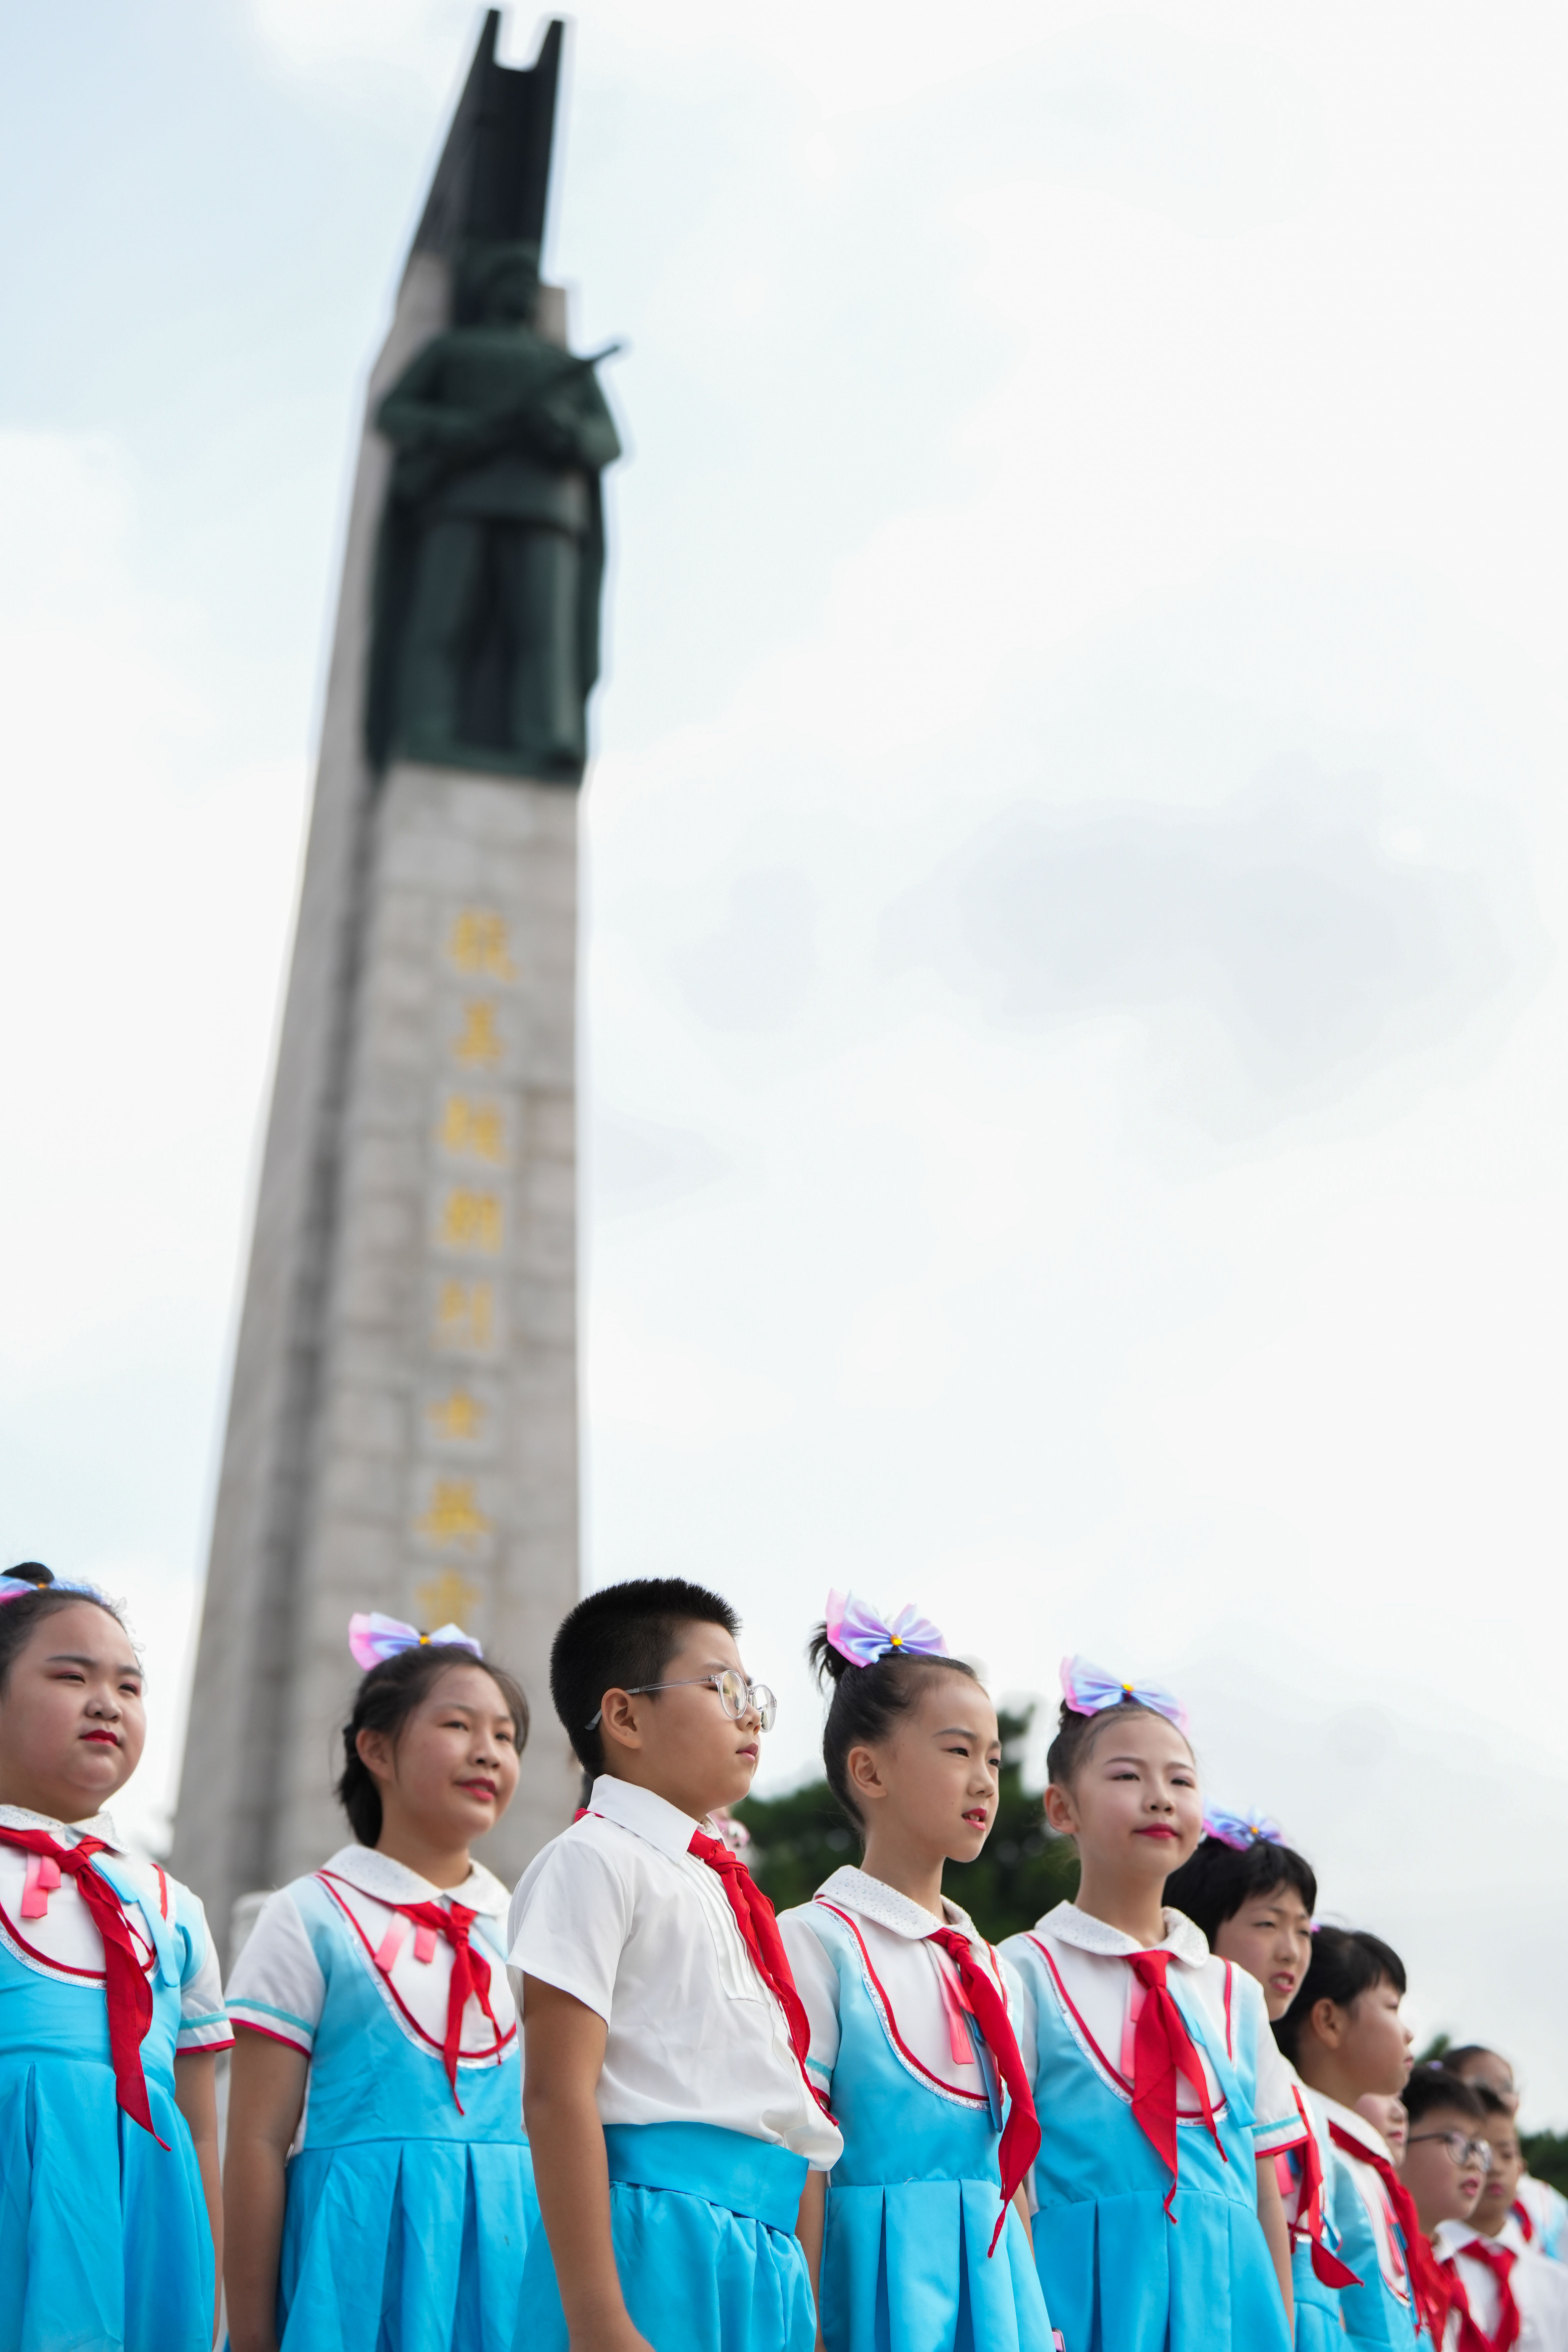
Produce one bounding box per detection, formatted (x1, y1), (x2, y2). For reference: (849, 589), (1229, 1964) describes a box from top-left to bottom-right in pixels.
(414, 1568), (481, 1628)
(427, 1388), (485, 1442)
(415, 1478), (491, 1550)
(439, 1095), (505, 1164)
(434, 1280), (495, 1351)
(448, 910), (517, 981)
(439, 1188), (503, 1253)
(452, 1001), (503, 1069)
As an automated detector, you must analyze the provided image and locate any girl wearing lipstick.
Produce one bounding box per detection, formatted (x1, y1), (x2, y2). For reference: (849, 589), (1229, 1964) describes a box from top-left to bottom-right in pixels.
(0, 1560), (232, 2352)
(1163, 1808), (1360, 2351)
(223, 1614), (533, 2352)
(775, 1594), (1054, 2352)
(1275, 1926), (1439, 2350)
(999, 1661), (1302, 2352)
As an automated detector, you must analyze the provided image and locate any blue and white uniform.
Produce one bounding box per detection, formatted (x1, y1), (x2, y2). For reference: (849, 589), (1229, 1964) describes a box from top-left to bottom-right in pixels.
(0, 1803), (231, 2352)
(1517, 2176), (1568, 2265)
(226, 1843), (532, 2352)
(1002, 1902), (1301, 2352)
(1436, 2212), (1568, 2352)
(508, 1775), (843, 2352)
(1316, 2099), (1420, 2348)
(779, 1868), (1055, 2352)
(1278, 2060), (1353, 2352)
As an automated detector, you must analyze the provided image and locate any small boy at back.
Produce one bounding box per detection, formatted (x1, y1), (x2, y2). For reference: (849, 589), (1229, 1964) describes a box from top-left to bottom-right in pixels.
(1429, 2082), (1568, 2352)
(509, 1578), (842, 2352)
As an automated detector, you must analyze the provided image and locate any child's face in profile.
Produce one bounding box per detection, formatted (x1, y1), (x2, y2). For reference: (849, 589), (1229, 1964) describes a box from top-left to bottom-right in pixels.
(1355, 2093), (1407, 2162)
(1402, 2105), (1488, 2232)
(1329, 1975), (1414, 2099)
(601, 1621), (767, 1819)
(1214, 1881), (1314, 2021)
(1471, 2115), (1524, 2237)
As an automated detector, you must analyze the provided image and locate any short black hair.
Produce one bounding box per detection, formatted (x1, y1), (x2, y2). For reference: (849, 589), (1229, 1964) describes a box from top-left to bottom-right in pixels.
(1046, 1694), (1192, 1788)
(335, 1645), (528, 1847)
(1404, 2066), (1485, 2129)
(1163, 1834), (1317, 1942)
(550, 1577), (740, 1776)
(1472, 2082), (1513, 2122)
(806, 1623), (983, 1829)
(1274, 1924), (1406, 2064)
(1445, 2044), (1512, 2083)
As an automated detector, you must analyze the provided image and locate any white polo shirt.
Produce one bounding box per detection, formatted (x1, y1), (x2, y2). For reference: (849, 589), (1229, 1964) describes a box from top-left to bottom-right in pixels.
(1011, 1901), (1303, 2155)
(507, 1774), (842, 2170)
(779, 1866), (1027, 2104)
(1436, 2217), (1568, 2352)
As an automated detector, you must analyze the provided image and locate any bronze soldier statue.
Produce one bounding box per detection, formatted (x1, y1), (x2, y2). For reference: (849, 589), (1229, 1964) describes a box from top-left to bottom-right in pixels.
(370, 239), (621, 783)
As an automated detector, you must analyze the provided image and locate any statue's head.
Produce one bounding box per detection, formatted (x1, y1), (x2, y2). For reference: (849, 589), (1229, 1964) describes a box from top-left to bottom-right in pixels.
(456, 240), (541, 328)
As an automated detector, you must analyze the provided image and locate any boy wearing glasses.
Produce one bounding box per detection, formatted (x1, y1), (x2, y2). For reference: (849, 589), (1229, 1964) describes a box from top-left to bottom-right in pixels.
(508, 1578), (842, 2352)
(1423, 2078), (1568, 2351)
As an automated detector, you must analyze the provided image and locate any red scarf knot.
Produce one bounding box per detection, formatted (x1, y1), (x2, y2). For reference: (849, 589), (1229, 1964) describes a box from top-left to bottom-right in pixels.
(1126, 1948), (1224, 2214)
(1328, 2119), (1450, 2342)
(1286, 2090), (1362, 2287)
(929, 1926), (1042, 2257)
(0, 1825), (166, 2144)
(687, 1829), (832, 2122)
(372, 1898), (501, 2113)
(1441, 2236), (1521, 2352)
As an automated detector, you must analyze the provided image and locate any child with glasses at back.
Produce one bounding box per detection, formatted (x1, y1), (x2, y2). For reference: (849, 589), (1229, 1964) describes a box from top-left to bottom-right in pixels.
(1447, 2045), (1568, 2265)
(508, 1579), (842, 2352)
(1422, 2075), (1568, 2352)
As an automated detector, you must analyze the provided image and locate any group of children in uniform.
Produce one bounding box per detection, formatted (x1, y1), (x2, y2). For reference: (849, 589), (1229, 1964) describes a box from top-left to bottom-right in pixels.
(0, 1557), (1560, 2352)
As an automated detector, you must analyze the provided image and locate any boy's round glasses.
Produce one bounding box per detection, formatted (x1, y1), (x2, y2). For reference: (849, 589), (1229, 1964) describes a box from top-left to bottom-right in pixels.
(1408, 2130), (1493, 2172)
(586, 1671), (777, 1732)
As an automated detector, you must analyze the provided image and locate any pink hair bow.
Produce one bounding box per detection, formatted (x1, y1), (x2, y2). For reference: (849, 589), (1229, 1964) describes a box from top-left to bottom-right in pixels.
(1204, 1806), (1284, 1851)
(348, 1611), (483, 1671)
(825, 1589), (949, 1670)
(1060, 1655), (1188, 1734)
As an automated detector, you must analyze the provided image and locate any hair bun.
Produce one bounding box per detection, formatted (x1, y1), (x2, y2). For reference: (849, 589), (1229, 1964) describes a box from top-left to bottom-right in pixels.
(806, 1623), (853, 1688)
(6, 1563), (53, 1589)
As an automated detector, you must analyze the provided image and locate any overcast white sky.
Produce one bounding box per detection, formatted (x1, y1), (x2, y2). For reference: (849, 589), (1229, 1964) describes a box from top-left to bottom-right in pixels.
(3, 2), (1568, 2110)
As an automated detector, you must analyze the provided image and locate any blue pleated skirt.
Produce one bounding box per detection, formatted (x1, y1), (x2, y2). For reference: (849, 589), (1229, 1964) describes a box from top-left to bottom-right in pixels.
(1292, 2242), (1347, 2351)
(0, 2053), (213, 2352)
(278, 2137), (537, 2352)
(516, 2122), (815, 2352)
(1034, 2185), (1292, 2352)
(825, 2179), (1051, 2352)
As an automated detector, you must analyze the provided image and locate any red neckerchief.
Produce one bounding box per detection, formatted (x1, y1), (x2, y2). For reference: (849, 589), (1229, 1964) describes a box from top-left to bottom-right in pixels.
(686, 1828), (833, 2119)
(929, 1926), (1041, 2255)
(1441, 2236), (1521, 2352)
(1511, 2199), (1534, 2244)
(1286, 2087), (1362, 2287)
(1126, 1948), (1225, 2212)
(1328, 2119), (1449, 2341)
(0, 1825), (167, 2143)
(373, 1898), (501, 2113)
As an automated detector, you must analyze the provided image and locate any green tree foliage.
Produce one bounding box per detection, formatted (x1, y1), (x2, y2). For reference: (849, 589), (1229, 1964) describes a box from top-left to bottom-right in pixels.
(1522, 2133), (1568, 2198)
(735, 1706), (1079, 1942)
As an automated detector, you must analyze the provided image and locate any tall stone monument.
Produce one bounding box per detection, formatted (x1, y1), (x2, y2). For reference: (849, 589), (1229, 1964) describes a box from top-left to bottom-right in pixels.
(173, 13), (618, 1951)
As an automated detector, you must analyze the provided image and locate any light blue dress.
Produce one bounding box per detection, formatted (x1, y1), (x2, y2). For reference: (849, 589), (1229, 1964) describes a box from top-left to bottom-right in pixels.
(226, 1847), (535, 2352)
(1003, 1904), (1297, 2352)
(0, 1805), (230, 2352)
(1316, 2100), (1420, 2349)
(1279, 2067), (1352, 2351)
(779, 1875), (1054, 2352)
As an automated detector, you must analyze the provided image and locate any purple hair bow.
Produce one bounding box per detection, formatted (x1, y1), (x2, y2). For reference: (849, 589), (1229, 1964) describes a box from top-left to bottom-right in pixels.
(1204, 1806), (1284, 1852)
(348, 1611), (483, 1672)
(1060, 1655), (1188, 1734)
(825, 1589), (949, 1670)
(0, 1575), (106, 1608)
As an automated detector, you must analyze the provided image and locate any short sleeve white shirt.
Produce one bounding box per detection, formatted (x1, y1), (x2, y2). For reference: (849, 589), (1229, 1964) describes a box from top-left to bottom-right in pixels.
(507, 1775), (842, 2170)
(225, 1845), (516, 2060)
(1016, 1901), (1302, 2155)
(778, 1866), (1030, 2101)
(0, 1804), (230, 2052)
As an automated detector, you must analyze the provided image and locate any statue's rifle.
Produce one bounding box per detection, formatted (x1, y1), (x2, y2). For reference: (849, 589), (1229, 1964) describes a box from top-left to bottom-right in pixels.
(392, 341), (624, 504)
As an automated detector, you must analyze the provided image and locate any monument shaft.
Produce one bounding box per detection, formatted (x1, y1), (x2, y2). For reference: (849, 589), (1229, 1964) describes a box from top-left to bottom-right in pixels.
(174, 15), (600, 1944)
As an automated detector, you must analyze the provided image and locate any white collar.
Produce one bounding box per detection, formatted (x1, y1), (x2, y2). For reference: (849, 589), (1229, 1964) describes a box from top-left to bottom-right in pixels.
(814, 1865), (978, 1942)
(1319, 2094), (1393, 2165)
(320, 1844), (509, 1917)
(1035, 1899), (1209, 1967)
(1436, 2217), (1526, 2260)
(585, 1775), (705, 1863)
(0, 1803), (122, 1851)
